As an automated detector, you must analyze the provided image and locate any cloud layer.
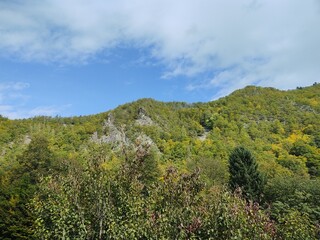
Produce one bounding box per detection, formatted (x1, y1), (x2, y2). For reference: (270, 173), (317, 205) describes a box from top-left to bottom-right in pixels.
(1, 0), (320, 98)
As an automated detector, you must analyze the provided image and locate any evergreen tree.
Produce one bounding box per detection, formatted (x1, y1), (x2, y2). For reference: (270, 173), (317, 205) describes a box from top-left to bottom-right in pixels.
(228, 146), (265, 201)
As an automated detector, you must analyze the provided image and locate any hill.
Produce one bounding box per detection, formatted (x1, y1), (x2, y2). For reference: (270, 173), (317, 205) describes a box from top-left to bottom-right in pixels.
(2, 84), (319, 177)
(0, 83), (319, 238)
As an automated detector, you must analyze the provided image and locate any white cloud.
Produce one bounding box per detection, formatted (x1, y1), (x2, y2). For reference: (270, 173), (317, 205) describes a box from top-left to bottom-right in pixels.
(0, 82), (30, 92)
(0, 104), (72, 119)
(0, 81), (71, 119)
(0, 0), (320, 95)
(0, 82), (30, 104)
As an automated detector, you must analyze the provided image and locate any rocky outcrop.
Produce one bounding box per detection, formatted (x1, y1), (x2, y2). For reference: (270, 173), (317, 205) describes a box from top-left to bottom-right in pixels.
(90, 114), (130, 148)
(24, 135), (31, 145)
(135, 133), (156, 149)
(90, 112), (161, 155)
(135, 107), (154, 126)
(198, 129), (210, 141)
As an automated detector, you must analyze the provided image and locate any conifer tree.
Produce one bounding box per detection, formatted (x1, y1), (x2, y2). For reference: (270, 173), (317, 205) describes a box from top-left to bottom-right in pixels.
(228, 146), (265, 201)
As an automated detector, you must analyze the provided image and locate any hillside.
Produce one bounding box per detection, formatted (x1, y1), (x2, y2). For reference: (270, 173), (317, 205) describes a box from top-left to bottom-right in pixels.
(1, 84), (319, 177)
(0, 83), (320, 238)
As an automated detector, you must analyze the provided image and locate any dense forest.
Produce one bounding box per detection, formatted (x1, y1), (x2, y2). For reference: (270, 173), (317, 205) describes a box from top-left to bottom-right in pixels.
(0, 84), (320, 239)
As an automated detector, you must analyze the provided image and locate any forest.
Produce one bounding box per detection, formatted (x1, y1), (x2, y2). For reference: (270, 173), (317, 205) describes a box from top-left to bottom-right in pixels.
(0, 83), (320, 239)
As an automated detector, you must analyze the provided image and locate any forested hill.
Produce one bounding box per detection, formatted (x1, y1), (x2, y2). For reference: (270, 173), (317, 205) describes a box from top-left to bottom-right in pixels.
(1, 83), (320, 239)
(1, 84), (319, 178)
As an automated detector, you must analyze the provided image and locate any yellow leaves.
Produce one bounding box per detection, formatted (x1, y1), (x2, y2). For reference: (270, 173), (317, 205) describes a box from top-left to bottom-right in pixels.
(193, 138), (213, 149)
(308, 98), (319, 107)
(101, 155), (121, 171)
(271, 143), (282, 152)
(287, 132), (299, 143)
(286, 131), (310, 144)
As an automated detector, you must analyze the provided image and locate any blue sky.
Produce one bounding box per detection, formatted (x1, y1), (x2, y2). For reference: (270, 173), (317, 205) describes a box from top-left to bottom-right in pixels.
(0, 0), (320, 119)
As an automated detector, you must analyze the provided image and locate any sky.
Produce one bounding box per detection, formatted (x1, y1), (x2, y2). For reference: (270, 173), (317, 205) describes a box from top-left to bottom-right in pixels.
(0, 0), (320, 119)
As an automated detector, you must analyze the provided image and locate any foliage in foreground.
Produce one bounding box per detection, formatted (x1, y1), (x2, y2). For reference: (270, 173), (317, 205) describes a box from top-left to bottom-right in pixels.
(32, 146), (318, 240)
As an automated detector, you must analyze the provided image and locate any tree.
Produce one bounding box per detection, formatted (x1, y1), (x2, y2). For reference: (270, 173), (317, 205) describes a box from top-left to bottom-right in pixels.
(228, 146), (265, 201)
(17, 135), (54, 184)
(0, 135), (55, 239)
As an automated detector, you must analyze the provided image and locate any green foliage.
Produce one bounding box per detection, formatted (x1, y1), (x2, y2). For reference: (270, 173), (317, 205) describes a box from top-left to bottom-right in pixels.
(0, 84), (319, 238)
(277, 154), (309, 176)
(0, 135), (55, 239)
(276, 210), (316, 240)
(187, 156), (229, 186)
(33, 146), (111, 239)
(288, 140), (320, 177)
(33, 153), (318, 239)
(228, 146), (265, 201)
(31, 156), (276, 239)
(202, 190), (276, 239)
(32, 145), (201, 239)
(265, 176), (320, 223)
(290, 140), (312, 156)
(314, 134), (320, 148)
(17, 135), (54, 184)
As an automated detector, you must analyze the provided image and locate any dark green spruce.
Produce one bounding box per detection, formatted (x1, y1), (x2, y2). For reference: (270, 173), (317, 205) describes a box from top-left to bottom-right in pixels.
(228, 146), (265, 201)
